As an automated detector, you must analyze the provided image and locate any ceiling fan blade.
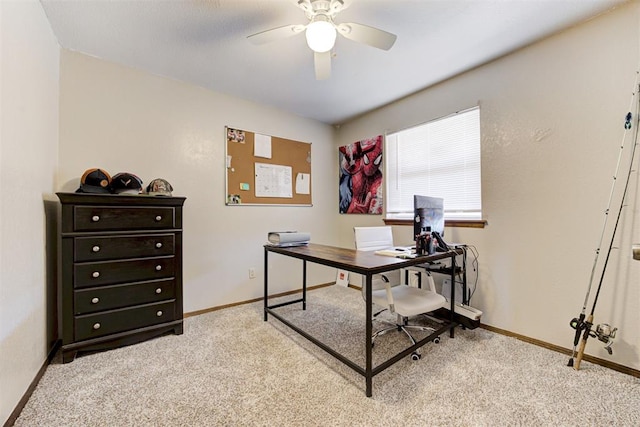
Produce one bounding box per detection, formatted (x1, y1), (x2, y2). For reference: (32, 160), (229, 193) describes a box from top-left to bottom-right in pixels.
(336, 22), (397, 51)
(247, 24), (305, 45)
(314, 51), (331, 80)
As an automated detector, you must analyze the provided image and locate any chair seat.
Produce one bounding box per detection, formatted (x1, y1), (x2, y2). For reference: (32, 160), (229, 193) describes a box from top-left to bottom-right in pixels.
(372, 285), (446, 317)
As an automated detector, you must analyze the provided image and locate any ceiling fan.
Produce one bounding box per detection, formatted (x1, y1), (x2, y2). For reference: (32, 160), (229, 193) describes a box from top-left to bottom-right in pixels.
(247, 0), (397, 80)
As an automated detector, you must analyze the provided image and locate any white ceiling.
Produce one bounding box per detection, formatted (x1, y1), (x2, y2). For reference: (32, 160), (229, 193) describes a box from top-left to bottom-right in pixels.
(40, 0), (626, 125)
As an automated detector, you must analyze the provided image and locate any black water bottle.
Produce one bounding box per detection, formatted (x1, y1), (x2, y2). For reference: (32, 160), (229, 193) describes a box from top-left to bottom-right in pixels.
(415, 234), (423, 255)
(426, 234), (434, 255)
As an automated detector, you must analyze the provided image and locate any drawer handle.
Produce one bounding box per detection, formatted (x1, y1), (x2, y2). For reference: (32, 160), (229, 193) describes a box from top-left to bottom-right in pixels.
(155, 265), (162, 271)
(155, 242), (163, 249)
(91, 297), (99, 304)
(155, 215), (162, 222)
(156, 311), (163, 317)
(92, 215), (100, 222)
(155, 288), (162, 294)
(92, 271), (100, 278)
(93, 323), (101, 330)
(92, 246), (100, 252)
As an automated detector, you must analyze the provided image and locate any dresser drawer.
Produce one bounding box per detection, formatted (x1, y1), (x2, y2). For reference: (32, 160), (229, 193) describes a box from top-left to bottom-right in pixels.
(74, 234), (175, 262)
(75, 301), (176, 341)
(74, 206), (175, 231)
(74, 278), (176, 314)
(74, 256), (175, 288)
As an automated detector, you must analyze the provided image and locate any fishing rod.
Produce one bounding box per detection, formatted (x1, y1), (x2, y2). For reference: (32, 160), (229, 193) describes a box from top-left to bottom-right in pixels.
(568, 79), (640, 369)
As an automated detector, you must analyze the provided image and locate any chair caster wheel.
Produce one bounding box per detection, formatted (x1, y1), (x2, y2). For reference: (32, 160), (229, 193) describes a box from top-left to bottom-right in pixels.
(411, 352), (421, 361)
(433, 336), (440, 344)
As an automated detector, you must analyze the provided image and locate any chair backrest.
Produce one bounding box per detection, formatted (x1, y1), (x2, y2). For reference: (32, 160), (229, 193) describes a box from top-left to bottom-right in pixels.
(354, 226), (441, 311)
(353, 226), (394, 251)
(354, 226), (401, 297)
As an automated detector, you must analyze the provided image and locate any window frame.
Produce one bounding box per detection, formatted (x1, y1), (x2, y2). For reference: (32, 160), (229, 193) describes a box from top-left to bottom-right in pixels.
(383, 107), (485, 228)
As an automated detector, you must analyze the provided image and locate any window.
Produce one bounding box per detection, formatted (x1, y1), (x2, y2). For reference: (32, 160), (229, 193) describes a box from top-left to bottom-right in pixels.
(385, 107), (481, 220)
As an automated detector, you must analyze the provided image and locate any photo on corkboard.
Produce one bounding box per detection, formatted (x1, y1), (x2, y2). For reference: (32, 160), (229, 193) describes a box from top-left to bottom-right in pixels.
(338, 135), (383, 214)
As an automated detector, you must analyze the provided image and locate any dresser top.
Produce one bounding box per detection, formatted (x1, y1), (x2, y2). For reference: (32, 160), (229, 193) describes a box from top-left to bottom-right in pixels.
(56, 192), (186, 207)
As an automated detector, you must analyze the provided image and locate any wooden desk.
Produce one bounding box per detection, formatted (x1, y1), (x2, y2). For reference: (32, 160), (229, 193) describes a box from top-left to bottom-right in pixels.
(264, 243), (458, 397)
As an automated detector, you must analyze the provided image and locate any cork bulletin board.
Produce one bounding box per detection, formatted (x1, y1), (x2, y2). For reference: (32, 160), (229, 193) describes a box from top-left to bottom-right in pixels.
(225, 127), (312, 206)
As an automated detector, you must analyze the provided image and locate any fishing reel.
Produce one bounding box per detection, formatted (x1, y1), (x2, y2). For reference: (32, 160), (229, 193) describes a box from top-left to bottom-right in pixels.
(569, 317), (585, 331)
(594, 323), (617, 355)
(569, 318), (617, 355)
(569, 316), (590, 341)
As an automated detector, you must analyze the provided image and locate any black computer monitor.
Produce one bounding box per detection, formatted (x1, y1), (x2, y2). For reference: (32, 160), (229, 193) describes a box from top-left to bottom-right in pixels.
(413, 195), (444, 240)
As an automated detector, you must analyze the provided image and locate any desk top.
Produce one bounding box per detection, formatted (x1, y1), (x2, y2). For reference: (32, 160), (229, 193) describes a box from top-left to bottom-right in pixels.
(265, 243), (459, 276)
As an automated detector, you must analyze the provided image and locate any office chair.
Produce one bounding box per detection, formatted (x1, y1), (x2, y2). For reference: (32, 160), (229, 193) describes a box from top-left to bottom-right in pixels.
(354, 226), (447, 360)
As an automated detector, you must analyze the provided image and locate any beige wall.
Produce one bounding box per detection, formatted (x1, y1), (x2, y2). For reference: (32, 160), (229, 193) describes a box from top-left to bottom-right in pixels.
(3, 1), (640, 424)
(58, 50), (338, 313)
(336, 2), (640, 369)
(0, 1), (60, 424)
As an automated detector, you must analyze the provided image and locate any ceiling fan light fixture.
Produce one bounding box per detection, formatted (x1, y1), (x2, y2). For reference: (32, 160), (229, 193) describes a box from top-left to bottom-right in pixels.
(305, 19), (336, 53)
(247, 0), (397, 80)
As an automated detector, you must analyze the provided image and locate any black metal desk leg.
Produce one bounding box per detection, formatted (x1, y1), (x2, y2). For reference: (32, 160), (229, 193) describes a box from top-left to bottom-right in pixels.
(264, 248), (269, 321)
(450, 253), (456, 338)
(302, 260), (307, 310)
(365, 273), (373, 397)
(462, 249), (468, 305)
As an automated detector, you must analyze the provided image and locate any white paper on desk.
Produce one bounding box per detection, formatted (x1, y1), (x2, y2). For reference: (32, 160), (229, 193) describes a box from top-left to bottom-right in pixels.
(254, 133), (272, 158)
(375, 248), (412, 257)
(295, 173), (310, 195)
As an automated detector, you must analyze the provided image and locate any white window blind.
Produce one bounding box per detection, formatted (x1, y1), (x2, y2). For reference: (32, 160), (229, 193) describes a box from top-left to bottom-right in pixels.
(385, 107), (481, 220)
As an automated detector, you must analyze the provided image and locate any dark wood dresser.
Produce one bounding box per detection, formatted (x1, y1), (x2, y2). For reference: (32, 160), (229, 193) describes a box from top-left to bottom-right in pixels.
(56, 192), (186, 362)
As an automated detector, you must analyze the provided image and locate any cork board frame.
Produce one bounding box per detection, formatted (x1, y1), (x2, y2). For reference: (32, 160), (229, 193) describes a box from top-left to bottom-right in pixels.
(225, 127), (312, 206)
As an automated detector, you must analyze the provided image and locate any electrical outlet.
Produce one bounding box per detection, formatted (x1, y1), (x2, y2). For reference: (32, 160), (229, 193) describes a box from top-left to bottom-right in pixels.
(249, 267), (256, 279)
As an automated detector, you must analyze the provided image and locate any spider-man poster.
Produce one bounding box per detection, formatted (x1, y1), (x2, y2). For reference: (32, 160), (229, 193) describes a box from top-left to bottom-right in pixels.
(339, 135), (383, 214)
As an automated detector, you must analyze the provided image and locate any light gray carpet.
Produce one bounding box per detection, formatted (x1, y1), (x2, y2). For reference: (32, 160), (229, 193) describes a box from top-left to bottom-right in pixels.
(15, 285), (640, 426)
